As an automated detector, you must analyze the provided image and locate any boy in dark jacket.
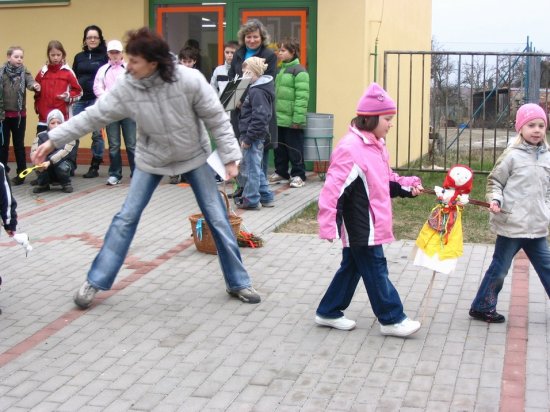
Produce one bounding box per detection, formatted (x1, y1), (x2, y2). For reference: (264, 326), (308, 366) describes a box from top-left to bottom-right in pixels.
(30, 109), (76, 194)
(234, 57), (275, 210)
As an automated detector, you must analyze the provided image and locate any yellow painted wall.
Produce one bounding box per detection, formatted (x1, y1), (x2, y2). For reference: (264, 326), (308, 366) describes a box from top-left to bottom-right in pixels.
(317, 0), (432, 167)
(0, 0), (148, 147)
(1, 0), (432, 167)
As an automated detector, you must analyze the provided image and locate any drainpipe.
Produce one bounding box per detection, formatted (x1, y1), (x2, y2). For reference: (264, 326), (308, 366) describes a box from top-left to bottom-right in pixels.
(373, 38), (379, 82)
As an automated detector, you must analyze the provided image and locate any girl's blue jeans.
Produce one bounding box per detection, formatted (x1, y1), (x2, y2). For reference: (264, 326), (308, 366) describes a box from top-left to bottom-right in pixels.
(87, 163), (252, 292)
(316, 245), (407, 325)
(105, 118), (136, 179)
(471, 235), (550, 312)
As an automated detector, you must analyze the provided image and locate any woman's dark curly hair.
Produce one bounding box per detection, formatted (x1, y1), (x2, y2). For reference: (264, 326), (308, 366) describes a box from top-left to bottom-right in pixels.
(125, 27), (176, 83)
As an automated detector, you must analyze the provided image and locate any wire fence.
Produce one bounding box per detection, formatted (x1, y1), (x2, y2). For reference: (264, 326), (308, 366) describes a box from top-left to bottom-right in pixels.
(383, 50), (550, 174)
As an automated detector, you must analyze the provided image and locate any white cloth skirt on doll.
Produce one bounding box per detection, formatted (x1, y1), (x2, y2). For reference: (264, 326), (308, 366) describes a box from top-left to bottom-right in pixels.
(412, 206), (464, 275)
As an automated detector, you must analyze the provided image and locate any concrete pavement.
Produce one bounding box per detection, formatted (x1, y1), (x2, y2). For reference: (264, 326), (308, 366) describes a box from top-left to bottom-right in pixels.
(0, 167), (548, 411)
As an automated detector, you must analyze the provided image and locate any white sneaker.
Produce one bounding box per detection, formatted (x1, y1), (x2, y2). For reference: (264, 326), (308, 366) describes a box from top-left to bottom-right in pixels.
(380, 317), (421, 337)
(106, 176), (121, 186)
(289, 176), (305, 188)
(268, 173), (288, 184)
(315, 315), (356, 331)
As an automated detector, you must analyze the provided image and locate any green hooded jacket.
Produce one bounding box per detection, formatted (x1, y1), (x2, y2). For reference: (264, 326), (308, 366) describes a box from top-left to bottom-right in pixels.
(275, 58), (310, 128)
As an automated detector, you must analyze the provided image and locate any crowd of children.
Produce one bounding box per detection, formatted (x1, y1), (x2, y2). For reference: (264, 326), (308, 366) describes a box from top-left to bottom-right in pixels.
(1, 22), (549, 340)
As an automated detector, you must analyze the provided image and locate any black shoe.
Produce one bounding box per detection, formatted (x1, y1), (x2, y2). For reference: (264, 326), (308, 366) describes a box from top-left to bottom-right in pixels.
(61, 184), (73, 193)
(11, 175), (25, 186)
(227, 188), (243, 199)
(30, 178), (38, 186)
(83, 167), (99, 178)
(469, 308), (505, 323)
(33, 185), (50, 194)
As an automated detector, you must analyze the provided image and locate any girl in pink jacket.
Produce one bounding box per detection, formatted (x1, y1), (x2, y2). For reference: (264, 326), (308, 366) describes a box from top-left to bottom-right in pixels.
(315, 83), (424, 337)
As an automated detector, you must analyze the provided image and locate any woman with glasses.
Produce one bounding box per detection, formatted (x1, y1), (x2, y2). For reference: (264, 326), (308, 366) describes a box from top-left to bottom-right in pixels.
(72, 25), (108, 178)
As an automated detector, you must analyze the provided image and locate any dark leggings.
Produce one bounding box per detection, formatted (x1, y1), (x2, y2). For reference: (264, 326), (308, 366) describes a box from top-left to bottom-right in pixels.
(1, 116), (27, 174)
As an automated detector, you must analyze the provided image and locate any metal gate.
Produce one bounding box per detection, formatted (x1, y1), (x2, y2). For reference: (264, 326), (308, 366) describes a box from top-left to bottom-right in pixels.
(383, 50), (550, 174)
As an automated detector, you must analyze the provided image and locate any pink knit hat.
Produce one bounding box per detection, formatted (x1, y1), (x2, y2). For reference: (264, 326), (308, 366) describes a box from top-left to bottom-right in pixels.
(515, 103), (548, 132)
(356, 82), (397, 116)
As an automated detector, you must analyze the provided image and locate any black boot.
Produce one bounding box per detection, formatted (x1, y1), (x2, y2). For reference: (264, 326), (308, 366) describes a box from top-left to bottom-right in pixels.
(83, 157), (102, 178)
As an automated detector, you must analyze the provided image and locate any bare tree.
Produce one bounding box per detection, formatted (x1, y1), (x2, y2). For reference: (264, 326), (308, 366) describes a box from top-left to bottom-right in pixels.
(431, 39), (457, 132)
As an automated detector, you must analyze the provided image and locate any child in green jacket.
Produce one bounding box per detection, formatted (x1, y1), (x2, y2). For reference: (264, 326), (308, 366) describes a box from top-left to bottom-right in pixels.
(271, 38), (310, 188)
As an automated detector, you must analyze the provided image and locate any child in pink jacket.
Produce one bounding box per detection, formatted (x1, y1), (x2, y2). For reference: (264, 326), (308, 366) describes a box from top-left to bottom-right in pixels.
(315, 83), (424, 337)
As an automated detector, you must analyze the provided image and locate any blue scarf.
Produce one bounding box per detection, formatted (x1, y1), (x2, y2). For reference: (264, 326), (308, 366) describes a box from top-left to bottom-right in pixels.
(245, 47), (259, 60)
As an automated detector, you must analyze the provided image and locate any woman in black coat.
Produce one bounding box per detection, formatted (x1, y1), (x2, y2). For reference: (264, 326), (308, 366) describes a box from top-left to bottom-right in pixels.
(72, 25), (108, 178)
(228, 19), (278, 178)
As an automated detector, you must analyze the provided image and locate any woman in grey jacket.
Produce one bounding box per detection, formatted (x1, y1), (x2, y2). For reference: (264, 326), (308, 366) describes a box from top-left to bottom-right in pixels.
(32, 27), (261, 308)
(470, 103), (550, 323)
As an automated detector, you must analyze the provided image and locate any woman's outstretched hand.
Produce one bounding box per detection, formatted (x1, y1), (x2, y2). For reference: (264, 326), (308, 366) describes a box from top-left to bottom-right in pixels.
(31, 140), (55, 165)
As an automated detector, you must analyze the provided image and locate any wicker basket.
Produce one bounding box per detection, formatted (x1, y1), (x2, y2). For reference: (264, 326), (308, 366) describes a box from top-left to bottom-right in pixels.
(189, 191), (242, 255)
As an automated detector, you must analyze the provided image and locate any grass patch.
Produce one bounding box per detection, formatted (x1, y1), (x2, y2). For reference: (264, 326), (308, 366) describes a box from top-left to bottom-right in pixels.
(274, 201), (319, 234)
(277, 171), (496, 244)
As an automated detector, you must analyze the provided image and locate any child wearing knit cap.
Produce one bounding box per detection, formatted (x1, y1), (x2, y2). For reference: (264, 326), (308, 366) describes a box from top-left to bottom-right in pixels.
(470, 103), (550, 323)
(30, 109), (77, 194)
(315, 82), (424, 337)
(233, 56), (275, 209)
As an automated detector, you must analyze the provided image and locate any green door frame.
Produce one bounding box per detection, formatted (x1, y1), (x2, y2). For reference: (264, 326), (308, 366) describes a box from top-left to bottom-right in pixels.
(149, 0), (317, 111)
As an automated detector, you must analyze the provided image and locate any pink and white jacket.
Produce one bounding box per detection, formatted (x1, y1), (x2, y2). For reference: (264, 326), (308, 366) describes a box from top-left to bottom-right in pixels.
(318, 125), (421, 247)
(93, 60), (126, 97)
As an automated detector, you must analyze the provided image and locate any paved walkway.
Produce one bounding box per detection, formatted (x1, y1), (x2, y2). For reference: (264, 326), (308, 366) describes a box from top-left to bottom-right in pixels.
(0, 167), (548, 411)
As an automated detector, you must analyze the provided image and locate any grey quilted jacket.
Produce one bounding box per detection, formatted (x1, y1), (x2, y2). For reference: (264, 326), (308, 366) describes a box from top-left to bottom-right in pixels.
(48, 64), (240, 175)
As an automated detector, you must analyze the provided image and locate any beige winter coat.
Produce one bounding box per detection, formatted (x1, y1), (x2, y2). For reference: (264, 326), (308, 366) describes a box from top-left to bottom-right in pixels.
(486, 141), (550, 238)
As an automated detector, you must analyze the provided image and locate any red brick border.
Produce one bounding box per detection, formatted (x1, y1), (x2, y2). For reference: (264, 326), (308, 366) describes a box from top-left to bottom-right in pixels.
(0, 234), (195, 368)
(500, 250), (530, 412)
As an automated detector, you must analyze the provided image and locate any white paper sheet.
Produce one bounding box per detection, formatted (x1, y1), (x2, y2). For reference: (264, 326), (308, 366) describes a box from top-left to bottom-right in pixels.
(207, 149), (228, 180)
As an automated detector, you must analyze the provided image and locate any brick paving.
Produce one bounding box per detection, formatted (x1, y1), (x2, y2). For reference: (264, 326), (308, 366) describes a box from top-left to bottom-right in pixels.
(0, 166), (548, 411)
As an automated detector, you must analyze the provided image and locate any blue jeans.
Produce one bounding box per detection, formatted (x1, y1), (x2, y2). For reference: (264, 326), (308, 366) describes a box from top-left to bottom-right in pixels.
(471, 235), (550, 312)
(238, 140), (273, 207)
(317, 246), (406, 325)
(72, 99), (104, 159)
(87, 163), (252, 292)
(105, 118), (136, 179)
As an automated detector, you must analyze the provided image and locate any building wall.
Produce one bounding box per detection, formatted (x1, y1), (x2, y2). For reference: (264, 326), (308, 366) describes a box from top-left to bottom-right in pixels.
(0, 0), (432, 167)
(317, 0), (432, 166)
(0, 0), (148, 155)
